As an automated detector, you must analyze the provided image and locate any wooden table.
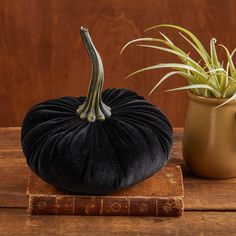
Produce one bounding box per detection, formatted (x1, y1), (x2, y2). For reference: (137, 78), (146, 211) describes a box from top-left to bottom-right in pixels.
(0, 127), (235, 235)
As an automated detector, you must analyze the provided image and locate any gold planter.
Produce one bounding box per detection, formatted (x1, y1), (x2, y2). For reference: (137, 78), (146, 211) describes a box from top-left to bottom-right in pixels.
(183, 91), (236, 178)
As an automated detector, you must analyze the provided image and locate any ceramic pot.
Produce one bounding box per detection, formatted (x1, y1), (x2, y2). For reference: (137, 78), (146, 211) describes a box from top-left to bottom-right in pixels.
(183, 91), (236, 178)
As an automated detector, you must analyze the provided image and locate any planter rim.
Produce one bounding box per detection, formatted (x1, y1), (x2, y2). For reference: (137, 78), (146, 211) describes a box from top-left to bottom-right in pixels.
(187, 91), (236, 106)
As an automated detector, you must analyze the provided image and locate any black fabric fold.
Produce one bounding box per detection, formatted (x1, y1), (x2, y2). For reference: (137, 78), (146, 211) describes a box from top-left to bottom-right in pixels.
(21, 88), (173, 194)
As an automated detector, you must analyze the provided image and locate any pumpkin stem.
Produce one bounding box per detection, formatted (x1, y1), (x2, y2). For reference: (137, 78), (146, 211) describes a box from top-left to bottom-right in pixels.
(76, 27), (111, 122)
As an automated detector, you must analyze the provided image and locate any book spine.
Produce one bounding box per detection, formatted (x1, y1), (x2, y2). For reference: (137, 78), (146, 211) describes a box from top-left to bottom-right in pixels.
(28, 196), (184, 216)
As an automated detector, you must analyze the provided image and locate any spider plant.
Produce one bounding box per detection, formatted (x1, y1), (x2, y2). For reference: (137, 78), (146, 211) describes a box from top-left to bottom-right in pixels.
(121, 24), (236, 108)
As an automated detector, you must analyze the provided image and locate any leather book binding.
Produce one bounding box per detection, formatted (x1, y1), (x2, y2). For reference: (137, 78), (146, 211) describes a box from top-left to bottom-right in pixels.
(27, 164), (184, 216)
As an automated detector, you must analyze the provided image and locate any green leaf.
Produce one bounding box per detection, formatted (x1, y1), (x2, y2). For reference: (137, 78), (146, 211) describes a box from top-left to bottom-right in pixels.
(158, 32), (190, 64)
(120, 38), (165, 54)
(178, 32), (212, 69)
(223, 82), (236, 97)
(149, 71), (187, 95)
(210, 38), (220, 67)
(207, 68), (225, 74)
(214, 92), (236, 108)
(125, 63), (208, 80)
(136, 44), (207, 75)
(225, 47), (236, 85)
(219, 44), (235, 76)
(145, 24), (211, 61)
(165, 84), (221, 97)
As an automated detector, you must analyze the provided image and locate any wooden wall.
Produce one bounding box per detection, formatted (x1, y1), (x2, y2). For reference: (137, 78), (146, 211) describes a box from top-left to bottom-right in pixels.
(0, 0), (235, 127)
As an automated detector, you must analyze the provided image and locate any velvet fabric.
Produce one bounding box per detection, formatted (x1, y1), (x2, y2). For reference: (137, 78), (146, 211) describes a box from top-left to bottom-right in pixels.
(21, 88), (173, 194)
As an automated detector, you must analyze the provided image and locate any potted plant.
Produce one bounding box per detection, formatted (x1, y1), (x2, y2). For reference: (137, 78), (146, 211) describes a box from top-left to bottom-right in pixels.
(121, 24), (236, 179)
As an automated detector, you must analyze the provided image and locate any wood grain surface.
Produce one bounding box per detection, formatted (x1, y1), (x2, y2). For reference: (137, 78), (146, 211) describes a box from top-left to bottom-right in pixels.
(1, 209), (236, 236)
(1, 127), (236, 235)
(0, 0), (236, 127)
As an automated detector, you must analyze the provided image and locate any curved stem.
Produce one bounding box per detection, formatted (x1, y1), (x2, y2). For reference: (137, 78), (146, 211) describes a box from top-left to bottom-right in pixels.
(76, 26), (111, 122)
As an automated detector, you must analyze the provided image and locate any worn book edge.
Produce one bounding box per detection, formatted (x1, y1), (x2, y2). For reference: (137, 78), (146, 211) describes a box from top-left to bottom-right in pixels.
(27, 165), (184, 216)
(28, 194), (184, 216)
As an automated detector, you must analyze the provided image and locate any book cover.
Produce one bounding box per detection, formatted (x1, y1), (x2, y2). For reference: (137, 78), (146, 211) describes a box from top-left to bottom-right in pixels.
(27, 164), (184, 216)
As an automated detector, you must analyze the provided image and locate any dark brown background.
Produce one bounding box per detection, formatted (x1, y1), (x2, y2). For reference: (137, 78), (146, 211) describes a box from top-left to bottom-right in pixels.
(0, 0), (235, 127)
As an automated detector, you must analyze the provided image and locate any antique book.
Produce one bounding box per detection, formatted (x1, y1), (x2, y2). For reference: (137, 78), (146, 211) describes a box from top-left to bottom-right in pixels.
(27, 164), (184, 216)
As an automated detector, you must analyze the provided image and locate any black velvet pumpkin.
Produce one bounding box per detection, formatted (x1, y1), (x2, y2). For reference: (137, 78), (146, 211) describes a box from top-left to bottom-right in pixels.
(21, 27), (173, 195)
